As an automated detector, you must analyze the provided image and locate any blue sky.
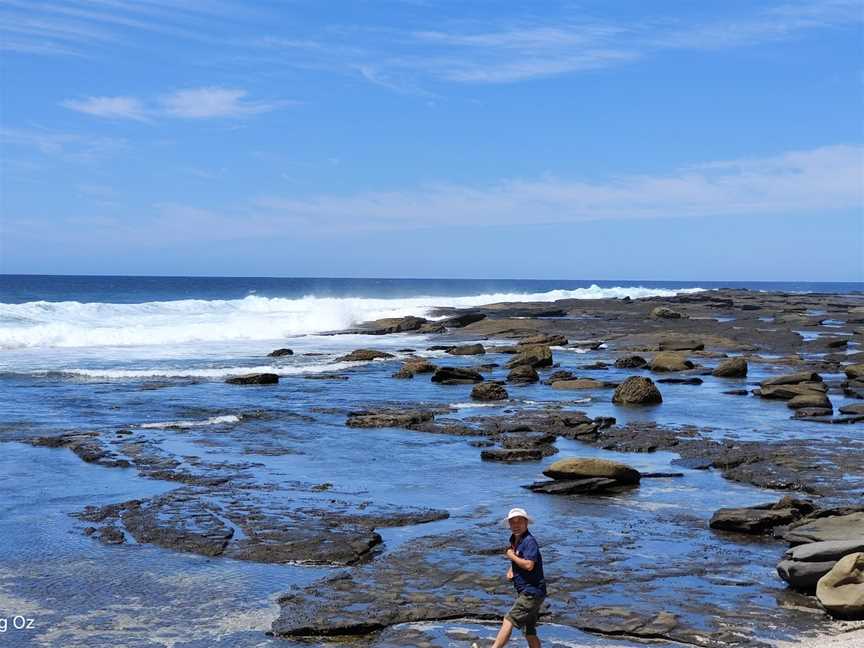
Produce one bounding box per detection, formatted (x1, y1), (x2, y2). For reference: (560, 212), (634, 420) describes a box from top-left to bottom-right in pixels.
(1, 0), (862, 281)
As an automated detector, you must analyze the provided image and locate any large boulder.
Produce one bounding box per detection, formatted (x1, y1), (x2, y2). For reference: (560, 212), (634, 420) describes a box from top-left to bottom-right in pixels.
(446, 343), (486, 356)
(506, 345), (553, 369)
(782, 512), (864, 545)
(757, 383), (828, 400)
(651, 307), (686, 319)
(346, 409), (434, 428)
(710, 498), (813, 535)
(817, 552), (864, 618)
(612, 377), (662, 405)
(650, 352), (694, 372)
(337, 349), (396, 362)
(268, 348), (294, 357)
(787, 393), (832, 410)
(394, 357), (438, 379)
(471, 382), (508, 401)
(760, 372), (823, 387)
(440, 312), (486, 328)
(226, 373), (279, 385)
(845, 364), (864, 380)
(712, 357), (748, 378)
(507, 365), (539, 384)
(518, 334), (568, 347)
(358, 316), (427, 334)
(543, 457), (641, 485)
(431, 367), (484, 385)
(615, 355), (647, 369)
(777, 540), (864, 591)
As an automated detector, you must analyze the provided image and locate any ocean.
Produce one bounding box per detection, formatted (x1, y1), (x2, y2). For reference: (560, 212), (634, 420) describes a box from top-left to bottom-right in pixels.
(0, 275), (861, 647)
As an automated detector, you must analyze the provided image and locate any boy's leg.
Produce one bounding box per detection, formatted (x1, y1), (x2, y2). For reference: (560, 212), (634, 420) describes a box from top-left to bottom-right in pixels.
(526, 635), (541, 648)
(490, 617), (514, 648)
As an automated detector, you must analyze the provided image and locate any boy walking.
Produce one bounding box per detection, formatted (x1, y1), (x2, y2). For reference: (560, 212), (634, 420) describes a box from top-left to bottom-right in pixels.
(478, 507), (546, 648)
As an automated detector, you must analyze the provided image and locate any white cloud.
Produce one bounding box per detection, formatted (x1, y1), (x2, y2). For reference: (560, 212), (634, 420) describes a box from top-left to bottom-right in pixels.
(61, 95), (149, 121)
(252, 144), (863, 231)
(61, 87), (291, 121)
(159, 87), (279, 118)
(0, 127), (126, 161)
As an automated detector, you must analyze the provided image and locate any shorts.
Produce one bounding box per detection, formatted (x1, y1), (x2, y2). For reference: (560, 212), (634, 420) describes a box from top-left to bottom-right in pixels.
(505, 592), (545, 636)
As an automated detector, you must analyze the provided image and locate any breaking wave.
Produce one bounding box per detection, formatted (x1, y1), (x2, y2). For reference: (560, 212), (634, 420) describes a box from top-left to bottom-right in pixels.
(0, 285), (704, 349)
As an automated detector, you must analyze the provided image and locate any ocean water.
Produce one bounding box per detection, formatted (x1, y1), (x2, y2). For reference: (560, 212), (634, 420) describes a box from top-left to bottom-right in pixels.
(0, 275), (861, 647)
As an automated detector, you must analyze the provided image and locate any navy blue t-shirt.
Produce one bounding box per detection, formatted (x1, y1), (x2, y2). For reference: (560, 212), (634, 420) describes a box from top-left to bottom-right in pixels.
(510, 531), (546, 597)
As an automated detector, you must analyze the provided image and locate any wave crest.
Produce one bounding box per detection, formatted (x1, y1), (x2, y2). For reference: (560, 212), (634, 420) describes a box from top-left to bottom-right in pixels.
(0, 286), (703, 349)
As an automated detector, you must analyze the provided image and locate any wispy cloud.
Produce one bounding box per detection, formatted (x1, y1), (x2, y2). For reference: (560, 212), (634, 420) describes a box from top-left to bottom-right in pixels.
(61, 96), (149, 121)
(0, 127), (126, 161)
(250, 145), (862, 231)
(61, 87), (293, 121)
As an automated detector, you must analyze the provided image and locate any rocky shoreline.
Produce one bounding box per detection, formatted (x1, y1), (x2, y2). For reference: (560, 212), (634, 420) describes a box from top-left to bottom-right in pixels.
(13, 288), (864, 647)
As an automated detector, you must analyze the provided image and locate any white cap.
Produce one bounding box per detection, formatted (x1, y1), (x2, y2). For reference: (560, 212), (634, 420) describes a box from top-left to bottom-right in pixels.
(505, 507), (534, 524)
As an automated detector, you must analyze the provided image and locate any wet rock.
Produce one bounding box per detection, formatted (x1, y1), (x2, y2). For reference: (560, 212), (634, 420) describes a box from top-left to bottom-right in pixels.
(817, 552), (864, 619)
(471, 382), (508, 401)
(792, 408), (835, 419)
(659, 339), (703, 351)
(267, 348), (294, 357)
(431, 367), (484, 385)
(505, 344), (553, 369)
(551, 379), (605, 390)
(519, 334), (568, 347)
(657, 377), (703, 385)
(225, 373), (279, 385)
(392, 366), (414, 379)
(782, 512), (864, 545)
(612, 376), (662, 405)
(542, 457), (641, 485)
(346, 409), (435, 428)
(440, 312), (486, 328)
(500, 432), (556, 450)
(840, 403), (864, 415)
(651, 307), (686, 319)
(778, 541), (864, 592)
(712, 357), (748, 378)
(542, 370), (577, 384)
(337, 349), (396, 362)
(761, 372), (823, 387)
(614, 355), (647, 369)
(447, 343), (486, 356)
(650, 352), (694, 372)
(481, 448), (543, 462)
(756, 383), (828, 400)
(506, 365), (539, 384)
(97, 526), (126, 544)
(393, 358), (437, 379)
(723, 389), (750, 395)
(303, 373), (349, 380)
(787, 393), (832, 410)
(354, 316), (428, 334)
(846, 364), (864, 380)
(709, 497), (814, 534)
(578, 361), (609, 370)
(526, 477), (621, 494)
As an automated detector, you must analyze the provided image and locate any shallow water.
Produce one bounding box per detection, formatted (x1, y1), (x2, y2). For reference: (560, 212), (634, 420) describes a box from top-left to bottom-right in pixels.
(1, 277), (861, 647)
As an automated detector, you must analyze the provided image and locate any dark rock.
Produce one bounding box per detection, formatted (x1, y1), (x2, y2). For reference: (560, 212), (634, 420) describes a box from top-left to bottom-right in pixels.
(519, 334), (568, 347)
(337, 349), (396, 362)
(346, 409), (435, 428)
(354, 316), (427, 334)
(709, 498), (813, 534)
(840, 403), (864, 415)
(471, 382), (508, 401)
(792, 408), (834, 419)
(651, 307), (686, 319)
(542, 370), (577, 384)
(723, 389), (750, 396)
(225, 373), (279, 385)
(446, 343), (486, 356)
(650, 352), (694, 372)
(97, 527), (126, 544)
(787, 393), (832, 410)
(712, 357), (748, 378)
(481, 448), (542, 462)
(612, 377), (662, 405)
(431, 367), (484, 385)
(657, 377), (703, 385)
(507, 365), (539, 384)
(760, 372), (823, 387)
(614, 355), (647, 369)
(845, 364), (864, 380)
(525, 477), (621, 494)
(505, 344), (553, 369)
(659, 339), (704, 351)
(440, 312), (486, 328)
(267, 348), (294, 357)
(756, 383), (828, 400)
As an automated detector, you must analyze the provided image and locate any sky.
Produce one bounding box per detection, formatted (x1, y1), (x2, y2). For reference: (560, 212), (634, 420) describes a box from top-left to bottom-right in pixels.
(1, 0), (862, 281)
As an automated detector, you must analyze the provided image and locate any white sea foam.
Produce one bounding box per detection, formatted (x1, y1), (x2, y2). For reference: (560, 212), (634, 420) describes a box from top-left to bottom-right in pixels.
(0, 285), (704, 349)
(138, 415), (242, 429)
(50, 360), (364, 379)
